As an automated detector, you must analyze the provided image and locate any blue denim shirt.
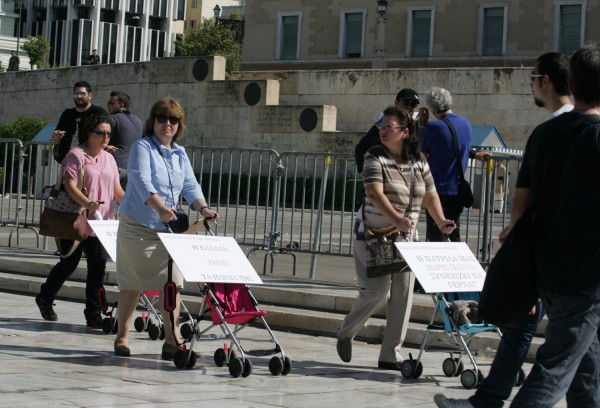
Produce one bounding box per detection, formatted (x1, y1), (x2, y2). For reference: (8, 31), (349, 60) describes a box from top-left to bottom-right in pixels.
(120, 135), (204, 230)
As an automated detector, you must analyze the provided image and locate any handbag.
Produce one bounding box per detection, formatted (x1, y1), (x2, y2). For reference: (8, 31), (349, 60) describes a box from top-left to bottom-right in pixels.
(168, 209), (190, 233)
(478, 207), (537, 328)
(441, 117), (474, 208)
(39, 160), (89, 242)
(365, 227), (410, 278)
(363, 163), (414, 278)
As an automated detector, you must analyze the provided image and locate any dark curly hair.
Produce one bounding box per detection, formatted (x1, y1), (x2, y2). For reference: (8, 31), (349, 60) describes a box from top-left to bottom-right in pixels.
(80, 113), (112, 145)
(381, 105), (420, 162)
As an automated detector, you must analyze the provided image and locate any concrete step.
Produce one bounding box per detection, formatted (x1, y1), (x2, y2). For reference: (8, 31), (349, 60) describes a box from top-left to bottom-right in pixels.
(0, 259), (545, 360)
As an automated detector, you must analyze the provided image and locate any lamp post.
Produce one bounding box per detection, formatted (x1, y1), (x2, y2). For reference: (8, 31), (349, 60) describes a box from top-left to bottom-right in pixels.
(213, 4), (221, 20)
(374, 0), (388, 69)
(15, 0), (23, 57)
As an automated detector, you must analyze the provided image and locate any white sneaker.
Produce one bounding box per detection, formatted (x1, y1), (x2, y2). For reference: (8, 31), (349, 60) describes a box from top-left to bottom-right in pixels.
(433, 394), (474, 408)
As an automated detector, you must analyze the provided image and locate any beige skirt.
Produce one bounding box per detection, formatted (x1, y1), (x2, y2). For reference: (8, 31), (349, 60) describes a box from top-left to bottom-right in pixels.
(116, 212), (184, 291)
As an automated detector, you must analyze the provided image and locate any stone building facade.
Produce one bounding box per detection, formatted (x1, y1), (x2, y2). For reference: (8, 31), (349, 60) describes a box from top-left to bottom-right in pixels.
(241, 0), (598, 71)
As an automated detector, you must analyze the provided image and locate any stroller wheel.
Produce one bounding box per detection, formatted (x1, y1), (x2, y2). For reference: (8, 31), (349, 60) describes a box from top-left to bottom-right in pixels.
(400, 359), (422, 379)
(187, 351), (197, 369)
(281, 357), (292, 376)
(180, 323), (194, 341)
(174, 350), (187, 369)
(242, 358), (252, 377)
(134, 316), (145, 332)
(101, 318), (113, 334)
(460, 369), (480, 389)
(268, 356), (283, 376)
(229, 358), (244, 378)
(454, 360), (464, 377)
(514, 368), (525, 387)
(148, 324), (160, 340)
(145, 318), (154, 332)
(112, 320), (119, 334)
(214, 348), (227, 367)
(159, 325), (165, 340)
(442, 358), (459, 377)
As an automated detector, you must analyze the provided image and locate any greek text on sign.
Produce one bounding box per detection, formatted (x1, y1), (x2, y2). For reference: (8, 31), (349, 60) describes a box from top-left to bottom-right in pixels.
(157, 233), (263, 284)
(88, 220), (119, 262)
(396, 242), (486, 293)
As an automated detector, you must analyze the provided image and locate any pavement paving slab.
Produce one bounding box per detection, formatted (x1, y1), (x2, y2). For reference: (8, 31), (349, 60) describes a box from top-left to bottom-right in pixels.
(0, 291), (566, 408)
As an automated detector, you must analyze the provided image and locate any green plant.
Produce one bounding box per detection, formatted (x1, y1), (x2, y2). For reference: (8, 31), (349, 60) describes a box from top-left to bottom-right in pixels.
(20, 36), (51, 69)
(0, 117), (46, 144)
(175, 18), (241, 73)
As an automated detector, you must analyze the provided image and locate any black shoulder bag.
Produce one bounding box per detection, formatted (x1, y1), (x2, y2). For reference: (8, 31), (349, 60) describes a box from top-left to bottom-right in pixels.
(441, 117), (474, 208)
(478, 115), (597, 328)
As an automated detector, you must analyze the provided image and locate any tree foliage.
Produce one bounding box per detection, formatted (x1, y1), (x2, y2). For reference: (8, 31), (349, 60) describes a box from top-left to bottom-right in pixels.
(0, 117), (46, 144)
(21, 36), (51, 69)
(175, 18), (241, 74)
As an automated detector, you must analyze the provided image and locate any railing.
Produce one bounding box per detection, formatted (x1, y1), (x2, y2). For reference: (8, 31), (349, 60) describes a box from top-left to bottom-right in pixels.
(0, 140), (523, 279)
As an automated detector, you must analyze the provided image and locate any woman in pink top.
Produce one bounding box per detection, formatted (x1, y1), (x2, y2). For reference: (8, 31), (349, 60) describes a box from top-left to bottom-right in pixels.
(35, 114), (125, 328)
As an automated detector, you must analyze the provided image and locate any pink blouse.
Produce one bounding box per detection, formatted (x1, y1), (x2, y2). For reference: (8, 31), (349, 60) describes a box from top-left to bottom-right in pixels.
(62, 147), (119, 236)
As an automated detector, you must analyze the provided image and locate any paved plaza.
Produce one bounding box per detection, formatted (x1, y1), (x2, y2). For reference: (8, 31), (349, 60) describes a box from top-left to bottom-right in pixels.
(0, 290), (567, 408)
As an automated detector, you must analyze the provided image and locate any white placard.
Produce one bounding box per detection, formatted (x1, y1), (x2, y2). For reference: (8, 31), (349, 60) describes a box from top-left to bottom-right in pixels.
(87, 220), (119, 262)
(396, 242), (486, 293)
(157, 233), (263, 284)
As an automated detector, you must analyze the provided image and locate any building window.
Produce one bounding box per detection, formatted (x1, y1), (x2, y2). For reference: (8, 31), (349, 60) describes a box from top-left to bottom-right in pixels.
(277, 13), (301, 60)
(191, 0), (198, 8)
(407, 8), (434, 57)
(479, 5), (508, 56)
(555, 2), (585, 54)
(339, 11), (365, 59)
(190, 20), (196, 29)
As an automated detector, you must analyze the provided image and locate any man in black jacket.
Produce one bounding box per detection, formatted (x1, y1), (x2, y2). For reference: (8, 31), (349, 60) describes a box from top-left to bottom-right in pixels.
(52, 81), (107, 163)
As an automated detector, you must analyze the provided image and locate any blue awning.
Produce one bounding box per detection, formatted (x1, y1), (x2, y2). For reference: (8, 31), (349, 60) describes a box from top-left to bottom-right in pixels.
(471, 125), (506, 148)
(31, 124), (56, 143)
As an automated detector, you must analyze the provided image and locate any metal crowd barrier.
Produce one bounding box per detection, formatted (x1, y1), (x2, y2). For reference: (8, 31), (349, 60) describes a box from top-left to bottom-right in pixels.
(1, 140), (523, 279)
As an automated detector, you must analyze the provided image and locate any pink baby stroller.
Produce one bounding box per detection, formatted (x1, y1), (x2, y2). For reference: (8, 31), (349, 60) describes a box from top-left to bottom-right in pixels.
(175, 281), (291, 377)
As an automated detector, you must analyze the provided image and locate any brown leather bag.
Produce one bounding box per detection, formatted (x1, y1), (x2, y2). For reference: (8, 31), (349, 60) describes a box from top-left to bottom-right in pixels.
(39, 161), (88, 244)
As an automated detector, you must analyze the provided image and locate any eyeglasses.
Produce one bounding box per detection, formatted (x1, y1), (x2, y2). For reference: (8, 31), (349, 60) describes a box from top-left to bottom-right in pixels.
(92, 130), (112, 138)
(156, 115), (180, 125)
(73, 92), (88, 97)
(377, 124), (403, 131)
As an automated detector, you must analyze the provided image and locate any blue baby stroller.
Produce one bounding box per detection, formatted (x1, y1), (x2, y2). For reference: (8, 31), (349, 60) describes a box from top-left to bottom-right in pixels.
(400, 291), (505, 389)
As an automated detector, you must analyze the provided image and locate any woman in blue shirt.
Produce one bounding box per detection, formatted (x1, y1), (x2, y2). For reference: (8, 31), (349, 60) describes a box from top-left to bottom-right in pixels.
(114, 97), (218, 358)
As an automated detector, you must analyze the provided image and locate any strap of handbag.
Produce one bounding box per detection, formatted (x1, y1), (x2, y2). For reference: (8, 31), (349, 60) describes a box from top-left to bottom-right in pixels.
(362, 161), (415, 239)
(149, 136), (182, 212)
(54, 148), (86, 197)
(149, 136), (186, 347)
(440, 116), (467, 183)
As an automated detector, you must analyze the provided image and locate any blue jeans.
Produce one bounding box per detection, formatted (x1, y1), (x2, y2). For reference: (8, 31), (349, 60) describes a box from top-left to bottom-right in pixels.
(469, 302), (544, 408)
(509, 289), (600, 408)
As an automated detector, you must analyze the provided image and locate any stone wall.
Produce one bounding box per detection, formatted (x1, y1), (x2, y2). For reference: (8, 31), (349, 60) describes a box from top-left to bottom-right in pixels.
(0, 56), (546, 153)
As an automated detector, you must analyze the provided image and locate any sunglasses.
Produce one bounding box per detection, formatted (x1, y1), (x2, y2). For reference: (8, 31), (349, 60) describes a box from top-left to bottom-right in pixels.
(92, 130), (112, 138)
(156, 115), (180, 125)
(403, 100), (418, 108)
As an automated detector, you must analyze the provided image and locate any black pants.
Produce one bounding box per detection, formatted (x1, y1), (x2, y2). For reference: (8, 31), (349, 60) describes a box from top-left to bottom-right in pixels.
(425, 194), (463, 242)
(39, 236), (108, 319)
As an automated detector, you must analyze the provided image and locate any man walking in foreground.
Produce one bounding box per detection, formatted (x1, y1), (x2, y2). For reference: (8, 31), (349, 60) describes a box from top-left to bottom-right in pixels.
(434, 51), (573, 408)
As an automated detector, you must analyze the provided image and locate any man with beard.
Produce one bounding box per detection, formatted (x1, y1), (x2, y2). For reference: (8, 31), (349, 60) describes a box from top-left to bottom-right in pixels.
(52, 81), (108, 164)
(434, 52), (574, 408)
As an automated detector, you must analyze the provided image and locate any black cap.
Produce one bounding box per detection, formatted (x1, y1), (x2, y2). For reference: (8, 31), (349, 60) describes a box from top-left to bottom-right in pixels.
(396, 88), (419, 103)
